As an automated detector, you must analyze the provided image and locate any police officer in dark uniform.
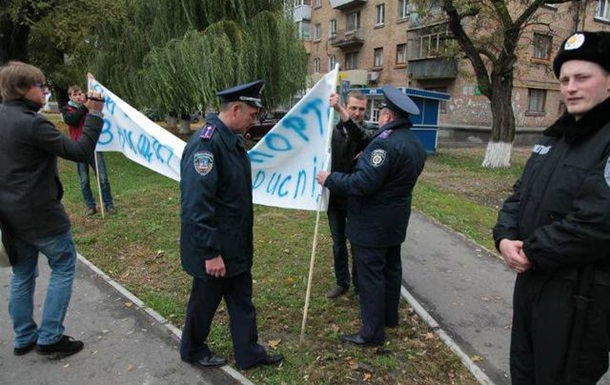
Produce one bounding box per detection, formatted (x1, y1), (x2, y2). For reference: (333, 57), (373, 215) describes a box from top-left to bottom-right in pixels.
(317, 85), (426, 346)
(179, 80), (283, 370)
(494, 31), (610, 384)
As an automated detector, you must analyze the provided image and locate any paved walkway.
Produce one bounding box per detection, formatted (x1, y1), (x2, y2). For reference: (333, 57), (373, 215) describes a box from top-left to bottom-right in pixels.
(0, 256), (249, 385)
(402, 211), (610, 384)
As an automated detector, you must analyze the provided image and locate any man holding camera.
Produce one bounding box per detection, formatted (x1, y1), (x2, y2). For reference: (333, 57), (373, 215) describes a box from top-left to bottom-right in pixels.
(0, 61), (105, 359)
(61, 81), (115, 215)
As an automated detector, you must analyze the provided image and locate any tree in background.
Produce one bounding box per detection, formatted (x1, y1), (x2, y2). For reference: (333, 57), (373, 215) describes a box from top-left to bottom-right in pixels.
(92, 0), (307, 130)
(414, 0), (579, 167)
(0, 0), (125, 106)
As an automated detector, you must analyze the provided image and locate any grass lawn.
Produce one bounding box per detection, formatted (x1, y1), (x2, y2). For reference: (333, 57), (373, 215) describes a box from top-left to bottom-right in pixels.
(50, 114), (530, 384)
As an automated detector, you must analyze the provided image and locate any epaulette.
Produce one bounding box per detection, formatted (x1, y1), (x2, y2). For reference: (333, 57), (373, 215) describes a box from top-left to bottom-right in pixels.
(200, 123), (216, 141)
(379, 129), (393, 139)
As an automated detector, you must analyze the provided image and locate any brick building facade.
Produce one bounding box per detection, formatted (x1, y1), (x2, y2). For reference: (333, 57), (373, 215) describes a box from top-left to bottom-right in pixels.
(293, 0), (610, 140)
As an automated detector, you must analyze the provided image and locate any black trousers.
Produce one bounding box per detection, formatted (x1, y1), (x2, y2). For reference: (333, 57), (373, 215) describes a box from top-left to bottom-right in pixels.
(328, 204), (358, 290)
(179, 271), (266, 369)
(511, 271), (610, 385)
(352, 243), (402, 344)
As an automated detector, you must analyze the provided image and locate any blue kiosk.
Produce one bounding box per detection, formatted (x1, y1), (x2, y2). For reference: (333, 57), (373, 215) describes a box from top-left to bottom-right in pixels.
(356, 87), (450, 154)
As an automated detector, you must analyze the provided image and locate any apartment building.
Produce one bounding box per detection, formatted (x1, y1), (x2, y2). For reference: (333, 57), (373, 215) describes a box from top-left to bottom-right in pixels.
(293, 0), (610, 138)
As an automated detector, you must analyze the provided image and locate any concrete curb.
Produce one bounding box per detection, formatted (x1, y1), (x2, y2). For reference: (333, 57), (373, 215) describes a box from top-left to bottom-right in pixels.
(400, 286), (496, 385)
(77, 253), (254, 385)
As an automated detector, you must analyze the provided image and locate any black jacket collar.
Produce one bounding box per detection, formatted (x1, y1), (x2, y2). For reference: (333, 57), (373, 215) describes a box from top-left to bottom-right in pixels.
(544, 96), (610, 143)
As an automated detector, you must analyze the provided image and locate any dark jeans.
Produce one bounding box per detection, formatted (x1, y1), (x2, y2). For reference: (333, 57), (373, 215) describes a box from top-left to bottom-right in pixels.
(327, 204), (358, 291)
(77, 152), (113, 209)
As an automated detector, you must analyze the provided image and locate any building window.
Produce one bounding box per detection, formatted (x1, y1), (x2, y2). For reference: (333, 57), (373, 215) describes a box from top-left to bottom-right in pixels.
(294, 0), (311, 6)
(329, 19), (337, 38)
(528, 89), (546, 113)
(396, 43), (407, 64)
(314, 0), (321, 7)
(345, 52), (358, 70)
(328, 55), (337, 71)
(398, 0), (410, 19)
(313, 58), (321, 73)
(407, 22), (451, 59)
(314, 23), (322, 40)
(375, 4), (386, 26)
(596, 0), (610, 21)
(347, 11), (360, 32)
(533, 33), (552, 60)
(374, 48), (384, 67)
(297, 21), (310, 40)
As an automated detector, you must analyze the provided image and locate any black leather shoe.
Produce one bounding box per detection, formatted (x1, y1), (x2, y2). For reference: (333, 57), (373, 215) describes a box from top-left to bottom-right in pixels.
(189, 354), (227, 369)
(340, 333), (383, 347)
(14, 340), (36, 356)
(241, 354), (284, 370)
(36, 335), (84, 359)
(326, 285), (348, 299)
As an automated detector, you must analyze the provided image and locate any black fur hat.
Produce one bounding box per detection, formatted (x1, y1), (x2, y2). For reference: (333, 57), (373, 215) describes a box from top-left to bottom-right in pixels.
(553, 31), (610, 78)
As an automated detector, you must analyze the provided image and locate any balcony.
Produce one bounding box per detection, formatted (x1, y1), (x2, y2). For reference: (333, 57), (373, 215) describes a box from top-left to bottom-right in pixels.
(330, 28), (365, 50)
(330, 0), (366, 10)
(293, 4), (311, 21)
(407, 57), (457, 80)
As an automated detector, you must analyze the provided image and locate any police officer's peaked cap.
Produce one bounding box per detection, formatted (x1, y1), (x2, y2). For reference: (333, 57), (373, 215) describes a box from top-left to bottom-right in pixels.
(553, 31), (610, 78)
(217, 80), (265, 108)
(381, 85), (420, 117)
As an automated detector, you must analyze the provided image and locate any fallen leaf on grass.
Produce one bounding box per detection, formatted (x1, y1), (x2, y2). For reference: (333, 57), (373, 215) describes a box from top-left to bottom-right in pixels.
(423, 332), (436, 340)
(363, 372), (372, 381)
(268, 339), (281, 349)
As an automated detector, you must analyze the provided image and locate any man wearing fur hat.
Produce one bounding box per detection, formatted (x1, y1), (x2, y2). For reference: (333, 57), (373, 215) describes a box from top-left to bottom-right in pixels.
(494, 31), (610, 384)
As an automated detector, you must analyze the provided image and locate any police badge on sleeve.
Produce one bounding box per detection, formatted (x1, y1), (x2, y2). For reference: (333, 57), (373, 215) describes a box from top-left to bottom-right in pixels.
(194, 151), (214, 176)
(370, 149), (387, 167)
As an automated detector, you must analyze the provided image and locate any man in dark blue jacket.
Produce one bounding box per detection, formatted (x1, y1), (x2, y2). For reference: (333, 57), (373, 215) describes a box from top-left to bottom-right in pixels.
(0, 61), (105, 359)
(179, 80), (283, 370)
(317, 85), (426, 346)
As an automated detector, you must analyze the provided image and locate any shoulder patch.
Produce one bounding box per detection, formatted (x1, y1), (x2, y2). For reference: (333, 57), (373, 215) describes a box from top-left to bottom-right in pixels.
(200, 124), (216, 141)
(193, 151), (214, 176)
(379, 129), (393, 139)
(605, 157), (610, 188)
(370, 148), (387, 167)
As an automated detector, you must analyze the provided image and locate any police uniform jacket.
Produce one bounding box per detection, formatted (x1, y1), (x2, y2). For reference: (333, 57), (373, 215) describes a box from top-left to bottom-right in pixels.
(493, 97), (610, 272)
(329, 119), (376, 209)
(0, 99), (103, 241)
(180, 114), (254, 279)
(325, 118), (426, 247)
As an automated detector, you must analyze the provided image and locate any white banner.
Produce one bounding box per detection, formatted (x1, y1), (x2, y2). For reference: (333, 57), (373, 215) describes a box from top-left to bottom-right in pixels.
(248, 67), (338, 211)
(88, 80), (186, 182)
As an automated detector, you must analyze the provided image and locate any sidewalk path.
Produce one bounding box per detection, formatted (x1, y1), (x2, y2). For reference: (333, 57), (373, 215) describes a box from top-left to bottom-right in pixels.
(0, 256), (249, 385)
(402, 210), (610, 384)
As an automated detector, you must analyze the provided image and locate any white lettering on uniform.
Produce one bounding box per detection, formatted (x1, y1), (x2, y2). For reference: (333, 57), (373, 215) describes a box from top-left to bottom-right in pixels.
(532, 144), (552, 155)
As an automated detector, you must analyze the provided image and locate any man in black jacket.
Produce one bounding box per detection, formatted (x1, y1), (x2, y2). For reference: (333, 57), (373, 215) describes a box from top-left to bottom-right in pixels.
(494, 31), (610, 384)
(325, 91), (376, 299)
(317, 85), (425, 346)
(0, 61), (105, 359)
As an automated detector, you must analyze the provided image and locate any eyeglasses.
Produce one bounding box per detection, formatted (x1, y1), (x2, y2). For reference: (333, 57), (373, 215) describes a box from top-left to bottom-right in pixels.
(33, 82), (49, 89)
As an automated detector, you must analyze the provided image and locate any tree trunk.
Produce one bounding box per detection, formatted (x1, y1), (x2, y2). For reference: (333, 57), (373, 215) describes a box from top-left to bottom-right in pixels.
(482, 72), (515, 168)
(166, 115), (178, 130)
(0, 20), (30, 64)
(178, 119), (190, 134)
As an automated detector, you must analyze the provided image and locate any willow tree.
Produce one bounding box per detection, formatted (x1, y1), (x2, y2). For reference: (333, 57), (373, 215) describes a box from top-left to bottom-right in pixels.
(415, 0), (577, 167)
(92, 0), (307, 124)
